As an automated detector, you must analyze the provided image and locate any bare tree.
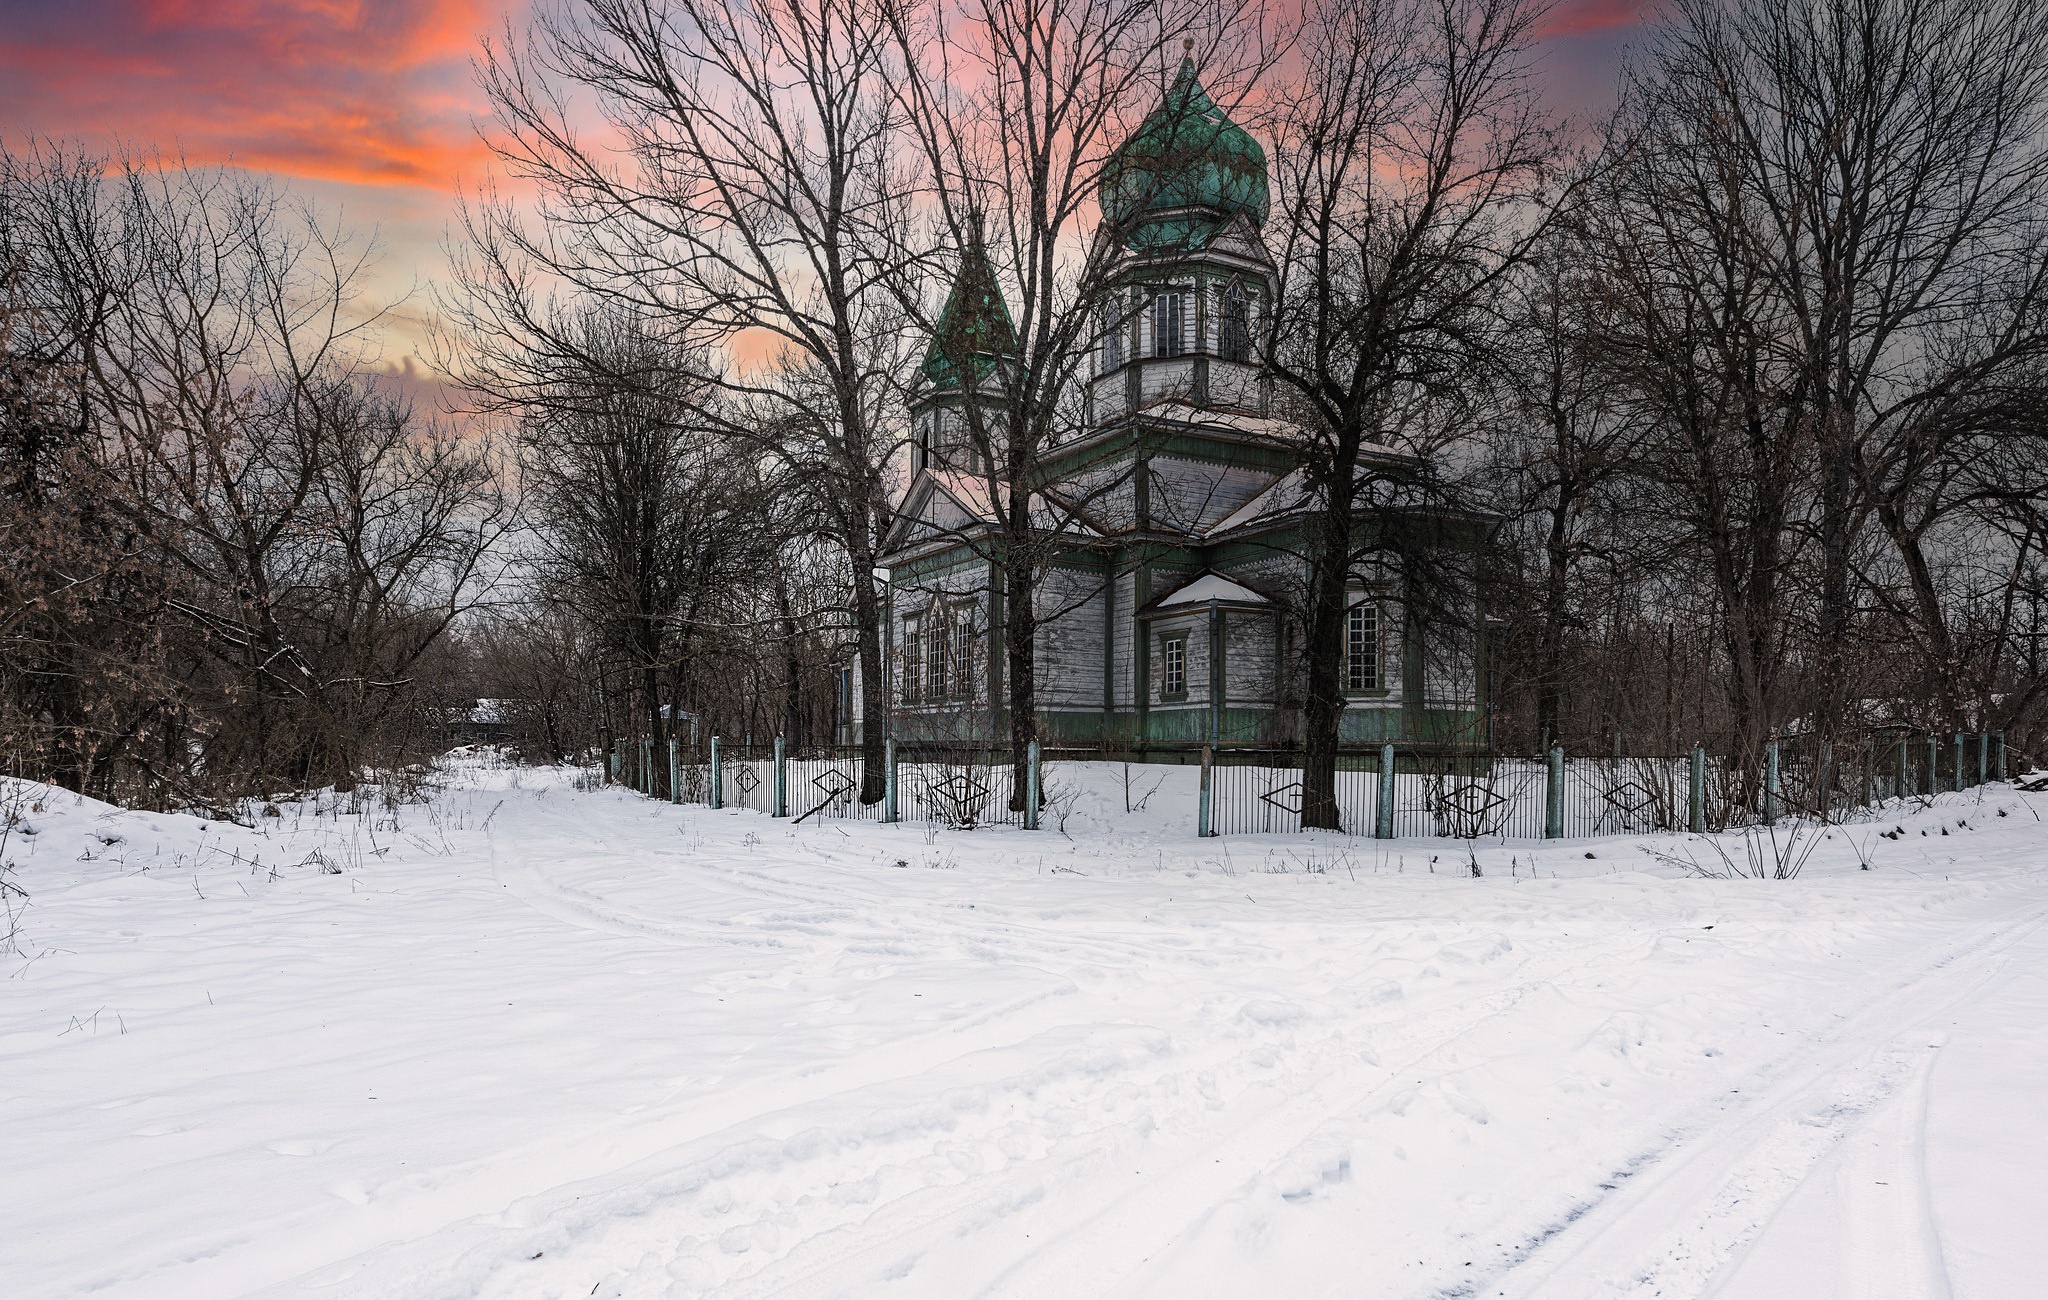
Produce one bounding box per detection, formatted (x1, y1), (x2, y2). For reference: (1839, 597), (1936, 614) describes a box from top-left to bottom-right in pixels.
(1261, 0), (1562, 827)
(466, 0), (914, 800)
(883, 0), (1273, 796)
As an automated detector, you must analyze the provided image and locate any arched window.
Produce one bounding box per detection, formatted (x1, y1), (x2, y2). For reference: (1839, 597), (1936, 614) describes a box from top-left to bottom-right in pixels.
(1219, 281), (1251, 363)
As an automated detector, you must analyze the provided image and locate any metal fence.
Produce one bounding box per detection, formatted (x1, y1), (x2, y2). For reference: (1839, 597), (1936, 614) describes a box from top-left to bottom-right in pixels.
(611, 729), (2009, 842)
(1201, 731), (2009, 841)
(611, 737), (1041, 830)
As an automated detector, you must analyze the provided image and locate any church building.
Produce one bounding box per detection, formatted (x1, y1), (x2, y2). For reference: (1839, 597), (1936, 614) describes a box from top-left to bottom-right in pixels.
(875, 54), (1490, 754)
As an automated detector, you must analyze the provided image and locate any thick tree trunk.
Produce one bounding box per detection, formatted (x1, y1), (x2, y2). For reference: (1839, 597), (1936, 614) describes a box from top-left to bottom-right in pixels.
(1299, 494), (1352, 831)
(1004, 545), (1039, 814)
(848, 545), (888, 804)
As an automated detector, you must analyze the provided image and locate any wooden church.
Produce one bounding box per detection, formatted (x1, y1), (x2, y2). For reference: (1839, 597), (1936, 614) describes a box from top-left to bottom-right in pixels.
(871, 55), (1489, 754)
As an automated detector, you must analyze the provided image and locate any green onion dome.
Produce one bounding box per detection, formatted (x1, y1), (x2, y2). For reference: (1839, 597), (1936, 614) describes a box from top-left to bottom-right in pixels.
(1100, 53), (1270, 231)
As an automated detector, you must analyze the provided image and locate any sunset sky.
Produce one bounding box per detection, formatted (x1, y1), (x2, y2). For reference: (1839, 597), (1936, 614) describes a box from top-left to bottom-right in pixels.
(0, 0), (1652, 370)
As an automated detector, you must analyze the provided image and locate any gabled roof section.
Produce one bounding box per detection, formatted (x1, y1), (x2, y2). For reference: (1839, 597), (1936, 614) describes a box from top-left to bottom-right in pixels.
(1148, 571), (1271, 610)
(880, 468), (1102, 563)
(1205, 468), (1313, 538)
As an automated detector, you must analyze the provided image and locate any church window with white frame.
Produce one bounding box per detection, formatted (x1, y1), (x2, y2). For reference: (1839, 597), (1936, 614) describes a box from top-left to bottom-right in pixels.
(1151, 289), (1185, 358)
(902, 615), (923, 703)
(1345, 600), (1381, 692)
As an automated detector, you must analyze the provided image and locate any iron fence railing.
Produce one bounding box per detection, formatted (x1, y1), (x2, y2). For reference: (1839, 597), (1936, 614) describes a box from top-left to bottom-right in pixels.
(607, 729), (2009, 842)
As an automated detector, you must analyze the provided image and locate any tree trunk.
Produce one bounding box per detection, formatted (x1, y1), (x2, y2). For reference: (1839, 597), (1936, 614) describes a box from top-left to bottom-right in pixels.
(1299, 493), (1351, 830)
(1004, 543), (1038, 814)
(849, 543), (888, 803)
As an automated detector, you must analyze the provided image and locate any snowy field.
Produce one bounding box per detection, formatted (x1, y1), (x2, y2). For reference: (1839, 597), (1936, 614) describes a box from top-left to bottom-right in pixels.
(4, 758), (2045, 1299)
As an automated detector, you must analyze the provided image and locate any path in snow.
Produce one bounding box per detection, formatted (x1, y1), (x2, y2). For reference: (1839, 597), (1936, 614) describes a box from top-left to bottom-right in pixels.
(3, 761), (2044, 1298)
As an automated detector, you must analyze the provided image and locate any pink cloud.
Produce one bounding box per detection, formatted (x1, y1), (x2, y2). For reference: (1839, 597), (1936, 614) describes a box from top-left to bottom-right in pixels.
(0, 0), (515, 189)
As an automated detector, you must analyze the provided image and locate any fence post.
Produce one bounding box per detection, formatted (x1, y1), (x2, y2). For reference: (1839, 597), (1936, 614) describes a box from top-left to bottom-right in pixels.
(710, 736), (723, 810)
(1689, 745), (1705, 834)
(1898, 736), (1910, 798)
(1952, 731), (1964, 794)
(669, 737), (680, 804)
(773, 735), (788, 817)
(1764, 741), (1780, 825)
(1994, 731), (2007, 781)
(1375, 743), (1397, 839)
(1927, 734), (1939, 795)
(1545, 745), (1564, 840)
(1024, 739), (1042, 830)
(609, 742), (619, 784)
(1978, 730), (1989, 788)
(1198, 744), (1213, 838)
(883, 738), (898, 824)
(639, 737), (651, 795)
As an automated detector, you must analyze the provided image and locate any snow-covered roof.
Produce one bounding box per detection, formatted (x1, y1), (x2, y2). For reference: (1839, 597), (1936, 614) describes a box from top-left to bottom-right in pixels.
(1153, 572), (1271, 608)
(1205, 469), (1312, 537)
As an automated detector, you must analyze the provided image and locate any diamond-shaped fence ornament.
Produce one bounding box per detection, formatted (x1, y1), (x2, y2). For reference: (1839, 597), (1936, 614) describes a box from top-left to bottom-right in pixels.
(810, 766), (855, 802)
(1258, 777), (1303, 816)
(1433, 779), (1512, 837)
(924, 768), (992, 829)
(1600, 777), (1659, 829)
(731, 764), (760, 805)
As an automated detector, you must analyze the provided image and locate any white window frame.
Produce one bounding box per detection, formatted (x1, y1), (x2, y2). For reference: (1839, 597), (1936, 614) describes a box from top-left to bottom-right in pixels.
(902, 615), (923, 704)
(1161, 632), (1188, 699)
(926, 607), (950, 700)
(1152, 289), (1185, 358)
(1345, 600), (1381, 693)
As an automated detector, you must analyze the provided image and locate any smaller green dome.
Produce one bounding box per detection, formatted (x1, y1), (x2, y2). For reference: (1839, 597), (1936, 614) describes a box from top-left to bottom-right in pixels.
(922, 233), (1016, 392)
(1101, 55), (1269, 230)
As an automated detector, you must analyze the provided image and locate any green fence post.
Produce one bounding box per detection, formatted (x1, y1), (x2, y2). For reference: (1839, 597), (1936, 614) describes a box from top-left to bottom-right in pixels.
(1764, 741), (1780, 825)
(1197, 744), (1213, 838)
(1952, 731), (1964, 794)
(1927, 734), (1939, 795)
(1024, 739), (1042, 830)
(709, 736), (723, 810)
(1376, 743), (1397, 839)
(609, 743), (619, 784)
(1978, 730), (1989, 788)
(773, 735), (788, 817)
(1689, 745), (1706, 834)
(1994, 731), (2007, 781)
(1545, 745), (1564, 839)
(669, 737), (680, 804)
(1897, 736), (1910, 798)
(883, 738), (898, 824)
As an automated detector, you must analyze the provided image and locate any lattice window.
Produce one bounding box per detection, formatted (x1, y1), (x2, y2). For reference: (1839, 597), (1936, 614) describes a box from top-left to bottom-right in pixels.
(902, 617), (923, 704)
(1162, 633), (1188, 699)
(1346, 602), (1380, 692)
(926, 609), (950, 700)
(950, 604), (976, 699)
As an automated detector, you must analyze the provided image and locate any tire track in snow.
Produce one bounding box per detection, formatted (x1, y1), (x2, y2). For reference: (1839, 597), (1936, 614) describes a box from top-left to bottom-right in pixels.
(1480, 907), (2044, 1300)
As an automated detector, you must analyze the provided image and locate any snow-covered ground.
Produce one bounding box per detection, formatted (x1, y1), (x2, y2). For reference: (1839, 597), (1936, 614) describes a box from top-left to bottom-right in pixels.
(4, 758), (2044, 1299)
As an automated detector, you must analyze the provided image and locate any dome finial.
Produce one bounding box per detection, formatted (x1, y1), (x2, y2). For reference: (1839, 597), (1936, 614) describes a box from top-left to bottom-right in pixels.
(1183, 37), (1194, 57)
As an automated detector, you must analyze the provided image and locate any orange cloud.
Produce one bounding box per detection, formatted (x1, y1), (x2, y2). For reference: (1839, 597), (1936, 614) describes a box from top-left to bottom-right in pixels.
(0, 0), (514, 190)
